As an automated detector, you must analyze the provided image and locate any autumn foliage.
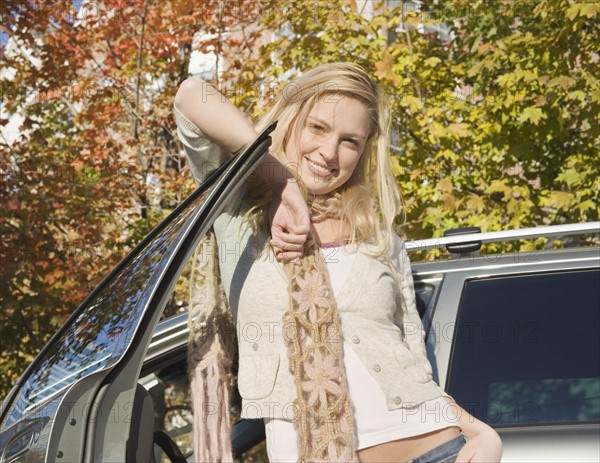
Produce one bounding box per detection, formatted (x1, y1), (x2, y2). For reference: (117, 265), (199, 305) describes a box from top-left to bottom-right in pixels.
(1, 0), (598, 402)
(0, 0), (261, 398)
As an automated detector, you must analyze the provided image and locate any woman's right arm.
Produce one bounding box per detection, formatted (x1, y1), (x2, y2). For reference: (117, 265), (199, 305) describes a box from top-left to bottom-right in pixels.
(174, 77), (257, 154)
(174, 76), (310, 261)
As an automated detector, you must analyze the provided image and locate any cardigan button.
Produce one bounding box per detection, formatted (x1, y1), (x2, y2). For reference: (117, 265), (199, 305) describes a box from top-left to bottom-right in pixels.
(351, 335), (360, 344)
(373, 364), (381, 372)
(394, 396), (402, 405)
(252, 342), (259, 351)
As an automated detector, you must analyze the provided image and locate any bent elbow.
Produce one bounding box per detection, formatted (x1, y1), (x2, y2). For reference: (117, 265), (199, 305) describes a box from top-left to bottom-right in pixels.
(174, 77), (205, 111)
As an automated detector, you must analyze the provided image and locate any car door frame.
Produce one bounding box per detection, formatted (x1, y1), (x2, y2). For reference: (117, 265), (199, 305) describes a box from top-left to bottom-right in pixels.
(0, 123), (276, 463)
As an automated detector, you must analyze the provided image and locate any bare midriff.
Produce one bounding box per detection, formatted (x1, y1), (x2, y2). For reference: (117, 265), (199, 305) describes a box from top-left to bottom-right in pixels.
(357, 426), (462, 463)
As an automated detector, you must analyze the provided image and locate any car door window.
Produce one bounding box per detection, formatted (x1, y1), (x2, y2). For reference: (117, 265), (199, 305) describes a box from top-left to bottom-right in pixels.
(447, 269), (600, 426)
(1, 190), (212, 428)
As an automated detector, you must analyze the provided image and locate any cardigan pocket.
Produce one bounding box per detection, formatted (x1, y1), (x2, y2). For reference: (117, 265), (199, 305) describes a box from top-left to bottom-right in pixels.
(238, 354), (280, 400)
(394, 349), (430, 384)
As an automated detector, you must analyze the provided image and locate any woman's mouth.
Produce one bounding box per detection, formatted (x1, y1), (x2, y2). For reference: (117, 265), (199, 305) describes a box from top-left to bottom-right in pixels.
(305, 158), (334, 178)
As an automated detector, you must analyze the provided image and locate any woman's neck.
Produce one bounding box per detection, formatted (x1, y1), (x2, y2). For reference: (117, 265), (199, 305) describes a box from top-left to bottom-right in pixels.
(312, 218), (349, 245)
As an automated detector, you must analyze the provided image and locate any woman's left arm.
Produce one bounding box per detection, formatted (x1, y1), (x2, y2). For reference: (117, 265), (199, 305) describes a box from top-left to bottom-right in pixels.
(392, 236), (434, 379)
(393, 237), (503, 460)
(442, 395), (503, 462)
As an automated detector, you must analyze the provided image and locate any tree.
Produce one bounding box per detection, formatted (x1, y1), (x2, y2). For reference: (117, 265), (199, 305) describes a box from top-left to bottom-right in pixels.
(0, 0), (261, 399)
(235, 0), (598, 249)
(436, 0), (599, 231)
(1, 0), (597, 406)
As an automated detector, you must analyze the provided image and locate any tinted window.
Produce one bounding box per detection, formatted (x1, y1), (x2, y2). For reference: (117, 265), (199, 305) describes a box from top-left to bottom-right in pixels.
(448, 269), (600, 426)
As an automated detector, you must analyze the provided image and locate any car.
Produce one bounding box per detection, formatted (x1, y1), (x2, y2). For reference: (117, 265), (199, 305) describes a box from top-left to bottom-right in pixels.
(410, 225), (600, 463)
(138, 225), (600, 463)
(1, 124), (598, 461)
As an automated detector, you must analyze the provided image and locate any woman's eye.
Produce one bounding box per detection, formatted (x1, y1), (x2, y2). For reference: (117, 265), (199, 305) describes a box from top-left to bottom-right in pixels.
(309, 123), (325, 133)
(344, 138), (359, 146)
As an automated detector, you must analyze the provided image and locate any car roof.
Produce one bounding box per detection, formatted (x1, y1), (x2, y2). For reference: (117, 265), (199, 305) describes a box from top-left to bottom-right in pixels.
(411, 245), (599, 276)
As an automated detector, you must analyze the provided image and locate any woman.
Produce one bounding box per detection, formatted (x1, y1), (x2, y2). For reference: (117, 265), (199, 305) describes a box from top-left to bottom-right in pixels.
(174, 63), (502, 463)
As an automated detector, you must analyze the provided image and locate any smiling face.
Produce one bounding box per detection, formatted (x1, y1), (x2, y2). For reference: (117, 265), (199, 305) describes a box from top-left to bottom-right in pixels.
(285, 94), (372, 195)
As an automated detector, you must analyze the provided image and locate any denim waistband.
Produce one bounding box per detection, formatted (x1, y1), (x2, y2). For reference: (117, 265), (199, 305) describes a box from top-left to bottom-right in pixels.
(408, 433), (467, 463)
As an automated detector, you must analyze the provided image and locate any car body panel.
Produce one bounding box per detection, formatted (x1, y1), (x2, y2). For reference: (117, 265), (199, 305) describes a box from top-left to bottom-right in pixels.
(496, 424), (600, 462)
(137, 244), (600, 462)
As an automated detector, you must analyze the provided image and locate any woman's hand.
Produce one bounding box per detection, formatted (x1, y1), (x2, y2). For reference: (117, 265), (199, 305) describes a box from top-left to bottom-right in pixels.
(455, 427), (503, 463)
(441, 395), (503, 462)
(269, 179), (310, 262)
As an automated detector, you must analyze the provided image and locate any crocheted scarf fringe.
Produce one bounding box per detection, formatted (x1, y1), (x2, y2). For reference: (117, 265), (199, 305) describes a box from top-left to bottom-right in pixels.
(188, 233), (237, 462)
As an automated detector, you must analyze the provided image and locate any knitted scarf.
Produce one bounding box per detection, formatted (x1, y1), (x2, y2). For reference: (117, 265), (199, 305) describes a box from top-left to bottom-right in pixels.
(188, 194), (358, 463)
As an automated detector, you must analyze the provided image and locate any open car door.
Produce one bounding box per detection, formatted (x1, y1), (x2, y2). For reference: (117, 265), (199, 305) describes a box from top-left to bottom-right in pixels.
(0, 124), (276, 463)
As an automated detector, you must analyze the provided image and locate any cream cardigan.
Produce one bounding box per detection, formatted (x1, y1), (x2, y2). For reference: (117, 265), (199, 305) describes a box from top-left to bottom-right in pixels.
(175, 105), (445, 419)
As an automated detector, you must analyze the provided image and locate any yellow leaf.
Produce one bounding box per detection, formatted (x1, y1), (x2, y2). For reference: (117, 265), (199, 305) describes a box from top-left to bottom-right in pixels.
(389, 155), (404, 177)
(428, 121), (446, 139)
(404, 95), (424, 112)
(548, 76), (577, 89)
(374, 53), (398, 85)
(568, 3), (599, 19)
(545, 191), (573, 209)
(506, 198), (520, 215)
(576, 199), (596, 212)
(437, 178), (453, 193)
(477, 43), (494, 55)
(486, 180), (511, 199)
(446, 122), (470, 138)
(410, 168), (424, 181)
(441, 193), (455, 210)
(466, 195), (485, 213)
(438, 149), (459, 162)
(519, 106), (546, 125)
(566, 3), (580, 20)
(581, 3), (599, 17)
(424, 57), (441, 67)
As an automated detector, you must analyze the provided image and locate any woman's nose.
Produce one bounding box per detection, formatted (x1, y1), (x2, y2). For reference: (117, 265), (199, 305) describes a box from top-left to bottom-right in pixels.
(319, 135), (338, 161)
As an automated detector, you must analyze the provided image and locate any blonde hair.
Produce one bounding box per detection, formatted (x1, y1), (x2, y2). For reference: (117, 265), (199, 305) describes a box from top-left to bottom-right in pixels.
(251, 62), (401, 258)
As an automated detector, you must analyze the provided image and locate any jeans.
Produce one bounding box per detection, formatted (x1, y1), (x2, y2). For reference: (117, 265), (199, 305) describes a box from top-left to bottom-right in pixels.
(408, 433), (467, 463)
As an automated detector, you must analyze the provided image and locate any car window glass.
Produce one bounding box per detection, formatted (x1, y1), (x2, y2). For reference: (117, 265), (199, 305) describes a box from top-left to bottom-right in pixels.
(139, 185), (272, 462)
(447, 269), (600, 426)
(4, 190), (212, 427)
(140, 363), (194, 462)
(139, 358), (269, 462)
(414, 282), (435, 320)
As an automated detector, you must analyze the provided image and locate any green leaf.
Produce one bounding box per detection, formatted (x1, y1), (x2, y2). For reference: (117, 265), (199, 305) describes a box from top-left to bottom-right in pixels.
(556, 168), (583, 186)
